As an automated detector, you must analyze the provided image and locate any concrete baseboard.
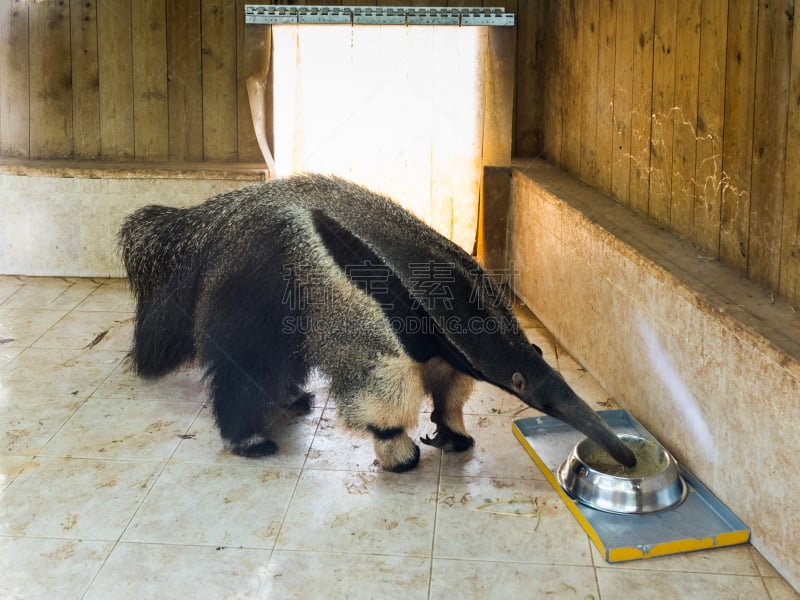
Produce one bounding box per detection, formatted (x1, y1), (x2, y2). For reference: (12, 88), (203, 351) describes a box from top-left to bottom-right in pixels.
(0, 161), (266, 277)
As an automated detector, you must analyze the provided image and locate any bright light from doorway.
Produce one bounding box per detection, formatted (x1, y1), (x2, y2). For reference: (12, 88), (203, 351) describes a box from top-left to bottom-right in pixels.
(271, 25), (486, 251)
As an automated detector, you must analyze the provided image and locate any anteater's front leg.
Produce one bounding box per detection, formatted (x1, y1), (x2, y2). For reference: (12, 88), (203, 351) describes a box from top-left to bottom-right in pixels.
(420, 357), (475, 452)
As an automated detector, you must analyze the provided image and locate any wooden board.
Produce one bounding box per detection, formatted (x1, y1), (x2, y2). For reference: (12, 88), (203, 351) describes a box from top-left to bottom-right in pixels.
(0, 0), (30, 157)
(611, 0), (633, 207)
(780, 0), (800, 301)
(578, 0), (599, 184)
(629, 0), (655, 215)
(132, 0), (169, 160)
(540, 0), (563, 164)
(748, 0), (792, 291)
(97, 0), (134, 158)
(647, 0), (676, 228)
(513, 0), (542, 155)
(670, 0), (701, 241)
(560, 1), (581, 176)
(236, 0), (267, 163)
(29, 0), (73, 158)
(719, 0), (757, 273)
(693, 0), (728, 257)
(595, 0), (616, 196)
(167, 0), (203, 160)
(70, 0), (101, 159)
(202, 0), (238, 161)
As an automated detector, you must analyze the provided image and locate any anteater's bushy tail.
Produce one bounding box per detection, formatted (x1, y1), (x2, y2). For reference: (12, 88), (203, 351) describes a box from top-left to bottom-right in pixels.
(118, 205), (199, 377)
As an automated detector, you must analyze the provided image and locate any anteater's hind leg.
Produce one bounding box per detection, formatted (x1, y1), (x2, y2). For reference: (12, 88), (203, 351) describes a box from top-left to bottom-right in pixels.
(420, 357), (475, 451)
(196, 275), (308, 458)
(130, 273), (197, 377)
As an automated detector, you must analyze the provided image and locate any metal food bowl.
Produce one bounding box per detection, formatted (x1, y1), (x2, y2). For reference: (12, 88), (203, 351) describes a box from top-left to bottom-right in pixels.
(557, 433), (687, 514)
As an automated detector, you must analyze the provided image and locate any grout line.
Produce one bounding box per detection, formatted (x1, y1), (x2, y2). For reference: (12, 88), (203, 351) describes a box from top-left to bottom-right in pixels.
(426, 440), (444, 600)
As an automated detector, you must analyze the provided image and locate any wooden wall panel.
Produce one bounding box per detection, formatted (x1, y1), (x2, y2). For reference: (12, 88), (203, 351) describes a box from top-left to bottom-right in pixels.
(629, 0), (655, 216)
(670, 0), (701, 241)
(513, 0), (543, 155)
(720, 0), (757, 273)
(578, 0), (599, 184)
(29, 0), (74, 158)
(748, 0), (793, 291)
(5, 0), (800, 304)
(529, 0), (800, 304)
(167, 0), (203, 160)
(202, 0), (238, 161)
(0, 0), (30, 157)
(97, 0), (134, 158)
(560, 1), (581, 175)
(648, 0), (676, 227)
(781, 2), (800, 300)
(132, 0), (169, 160)
(70, 0), (101, 159)
(540, 0), (563, 163)
(236, 0), (266, 162)
(611, 0), (633, 207)
(694, 0), (727, 257)
(595, 0), (616, 196)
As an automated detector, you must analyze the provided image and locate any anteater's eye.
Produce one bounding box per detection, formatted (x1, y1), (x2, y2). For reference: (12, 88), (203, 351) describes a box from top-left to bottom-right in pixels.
(511, 372), (527, 393)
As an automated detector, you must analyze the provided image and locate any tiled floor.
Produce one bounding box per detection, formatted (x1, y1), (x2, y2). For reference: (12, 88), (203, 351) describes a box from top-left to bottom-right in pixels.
(0, 276), (797, 599)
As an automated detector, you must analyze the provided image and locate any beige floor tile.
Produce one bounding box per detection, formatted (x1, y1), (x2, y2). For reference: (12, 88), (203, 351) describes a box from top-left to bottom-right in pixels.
(513, 304), (544, 328)
(595, 566), (769, 599)
(0, 345), (22, 369)
(0, 307), (68, 347)
(33, 310), (133, 351)
(751, 545), (781, 577)
(522, 326), (558, 365)
(591, 543), (758, 575)
(39, 397), (201, 461)
(430, 559), (599, 599)
(462, 380), (533, 417)
(2, 276), (798, 597)
(265, 551), (431, 599)
(84, 542), (271, 600)
(172, 405), (321, 469)
(123, 463), (299, 548)
(0, 347), (125, 405)
(0, 537), (113, 599)
(76, 279), (135, 312)
(554, 340), (585, 371)
(433, 475), (592, 565)
(763, 576), (800, 599)
(0, 277), (99, 310)
(93, 360), (208, 403)
(0, 399), (82, 455)
(305, 406), (443, 474)
(0, 276), (24, 305)
(440, 413), (546, 480)
(0, 456), (161, 540)
(277, 469), (438, 556)
(560, 367), (619, 409)
(0, 455), (35, 491)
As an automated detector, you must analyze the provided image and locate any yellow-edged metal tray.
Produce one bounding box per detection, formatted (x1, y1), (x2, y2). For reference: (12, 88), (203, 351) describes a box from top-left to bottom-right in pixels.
(513, 409), (750, 562)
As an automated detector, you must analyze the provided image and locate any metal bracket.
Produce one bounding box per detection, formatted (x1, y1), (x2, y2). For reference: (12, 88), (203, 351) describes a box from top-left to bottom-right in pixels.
(244, 5), (515, 27)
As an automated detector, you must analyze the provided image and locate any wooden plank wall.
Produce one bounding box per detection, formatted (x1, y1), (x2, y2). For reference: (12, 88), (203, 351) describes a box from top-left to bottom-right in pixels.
(0, 0), (512, 164)
(3, 1), (799, 303)
(521, 0), (800, 304)
(0, 0), (265, 161)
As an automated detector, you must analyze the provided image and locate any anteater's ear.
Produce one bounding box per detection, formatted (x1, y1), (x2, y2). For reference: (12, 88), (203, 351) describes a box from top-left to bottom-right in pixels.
(530, 342), (543, 356)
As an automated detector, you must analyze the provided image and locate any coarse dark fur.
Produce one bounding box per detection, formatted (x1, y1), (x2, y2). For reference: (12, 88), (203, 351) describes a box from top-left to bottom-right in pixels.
(119, 174), (636, 472)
